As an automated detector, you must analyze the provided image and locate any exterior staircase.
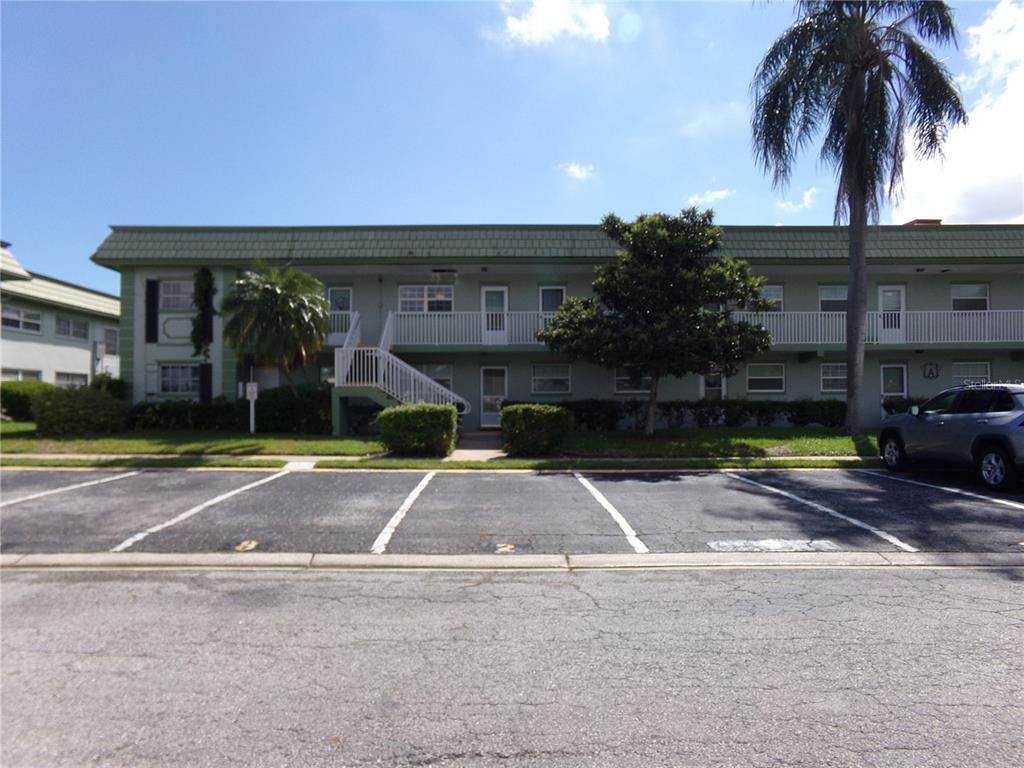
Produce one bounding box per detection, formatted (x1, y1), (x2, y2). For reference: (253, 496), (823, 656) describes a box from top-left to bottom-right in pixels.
(333, 312), (471, 413)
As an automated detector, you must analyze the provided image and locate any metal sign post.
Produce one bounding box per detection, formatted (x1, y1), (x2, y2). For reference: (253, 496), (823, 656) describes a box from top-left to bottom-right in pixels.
(246, 382), (258, 434)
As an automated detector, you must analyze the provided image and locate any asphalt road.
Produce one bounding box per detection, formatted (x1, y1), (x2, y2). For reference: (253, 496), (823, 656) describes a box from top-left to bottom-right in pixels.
(2, 467), (1023, 555)
(2, 567), (1022, 768)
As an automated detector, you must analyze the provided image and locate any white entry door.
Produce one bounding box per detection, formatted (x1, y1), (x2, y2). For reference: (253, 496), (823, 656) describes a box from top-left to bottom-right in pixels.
(480, 366), (507, 428)
(878, 285), (906, 343)
(481, 287), (508, 345)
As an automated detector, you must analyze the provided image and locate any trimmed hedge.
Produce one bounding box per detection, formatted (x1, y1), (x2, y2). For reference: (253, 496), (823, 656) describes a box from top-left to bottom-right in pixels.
(1, 380), (57, 421)
(32, 387), (128, 435)
(785, 399), (846, 428)
(89, 373), (132, 401)
(376, 403), (458, 456)
(505, 398), (847, 429)
(501, 404), (575, 456)
(126, 385), (332, 433)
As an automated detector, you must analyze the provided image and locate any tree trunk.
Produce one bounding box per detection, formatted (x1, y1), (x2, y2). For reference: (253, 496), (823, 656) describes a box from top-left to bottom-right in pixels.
(845, 196), (868, 436)
(644, 376), (660, 438)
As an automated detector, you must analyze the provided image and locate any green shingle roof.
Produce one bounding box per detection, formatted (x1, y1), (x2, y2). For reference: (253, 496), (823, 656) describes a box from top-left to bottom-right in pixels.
(1, 271), (120, 319)
(91, 223), (1024, 268)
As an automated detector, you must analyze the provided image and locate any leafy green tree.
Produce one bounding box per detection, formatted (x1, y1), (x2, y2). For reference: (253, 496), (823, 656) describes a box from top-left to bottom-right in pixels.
(538, 209), (773, 437)
(752, 0), (967, 433)
(221, 262), (329, 392)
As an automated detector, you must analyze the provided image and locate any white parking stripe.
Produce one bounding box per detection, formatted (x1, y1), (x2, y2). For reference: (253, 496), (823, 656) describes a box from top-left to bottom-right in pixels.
(370, 472), (435, 554)
(724, 472), (919, 553)
(109, 470), (290, 553)
(857, 470), (1024, 512)
(1, 471), (142, 507)
(574, 473), (649, 554)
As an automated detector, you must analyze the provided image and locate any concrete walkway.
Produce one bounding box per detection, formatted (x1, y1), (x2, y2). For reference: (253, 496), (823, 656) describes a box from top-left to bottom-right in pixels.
(444, 432), (507, 462)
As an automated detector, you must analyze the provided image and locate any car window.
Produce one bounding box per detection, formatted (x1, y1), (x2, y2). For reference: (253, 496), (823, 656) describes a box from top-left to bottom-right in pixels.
(991, 391), (1016, 413)
(953, 390), (996, 414)
(920, 390), (959, 415)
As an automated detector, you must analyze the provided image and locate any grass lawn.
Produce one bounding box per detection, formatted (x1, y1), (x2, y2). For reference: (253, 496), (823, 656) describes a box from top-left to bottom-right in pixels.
(0, 457), (288, 469)
(0, 421), (384, 456)
(560, 428), (877, 458)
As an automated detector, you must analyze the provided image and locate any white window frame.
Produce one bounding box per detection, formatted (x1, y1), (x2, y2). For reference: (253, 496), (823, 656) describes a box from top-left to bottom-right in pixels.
(700, 373), (727, 400)
(159, 280), (194, 311)
(2, 369), (42, 382)
(950, 283), (989, 312)
(820, 362), (848, 393)
(951, 361), (991, 387)
(328, 287), (352, 313)
(818, 285), (848, 312)
(56, 315), (89, 340)
(761, 285), (784, 312)
(539, 286), (567, 314)
(1, 307), (42, 334)
(880, 363), (908, 398)
(614, 368), (652, 394)
(103, 327), (119, 353)
(417, 363), (454, 391)
(531, 363), (571, 394)
(398, 285), (454, 313)
(747, 363), (786, 394)
(55, 372), (88, 388)
(159, 364), (201, 395)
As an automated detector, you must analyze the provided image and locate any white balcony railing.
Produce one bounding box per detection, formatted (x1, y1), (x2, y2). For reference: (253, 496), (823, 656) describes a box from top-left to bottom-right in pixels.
(732, 310), (1024, 346)
(391, 311), (555, 346)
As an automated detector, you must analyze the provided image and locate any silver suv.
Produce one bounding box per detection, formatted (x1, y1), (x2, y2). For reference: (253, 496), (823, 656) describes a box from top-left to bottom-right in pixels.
(877, 384), (1024, 490)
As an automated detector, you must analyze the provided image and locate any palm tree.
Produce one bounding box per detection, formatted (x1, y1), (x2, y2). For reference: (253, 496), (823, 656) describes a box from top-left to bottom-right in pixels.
(221, 262), (329, 392)
(751, 1), (967, 434)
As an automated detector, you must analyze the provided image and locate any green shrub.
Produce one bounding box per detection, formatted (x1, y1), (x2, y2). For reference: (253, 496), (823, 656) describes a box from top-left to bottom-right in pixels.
(89, 373), (132, 401)
(32, 387), (128, 435)
(251, 385), (331, 434)
(501, 404), (575, 456)
(747, 400), (783, 427)
(562, 399), (621, 431)
(657, 401), (689, 429)
(125, 385), (330, 433)
(376, 403), (458, 456)
(720, 399), (751, 427)
(1, 380), (57, 421)
(689, 400), (725, 427)
(785, 399), (846, 428)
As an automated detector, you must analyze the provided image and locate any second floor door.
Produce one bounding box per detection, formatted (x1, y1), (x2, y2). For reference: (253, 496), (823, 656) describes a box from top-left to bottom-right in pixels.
(878, 285), (906, 343)
(482, 287), (508, 345)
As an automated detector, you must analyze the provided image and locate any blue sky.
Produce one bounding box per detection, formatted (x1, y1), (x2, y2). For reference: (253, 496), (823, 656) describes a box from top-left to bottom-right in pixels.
(2, 1), (1019, 294)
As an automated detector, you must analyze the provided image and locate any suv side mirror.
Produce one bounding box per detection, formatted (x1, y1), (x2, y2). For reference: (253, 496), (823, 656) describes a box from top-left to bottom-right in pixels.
(910, 405), (920, 416)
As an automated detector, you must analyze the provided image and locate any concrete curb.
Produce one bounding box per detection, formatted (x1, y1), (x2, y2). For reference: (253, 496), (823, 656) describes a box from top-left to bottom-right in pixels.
(1, 551), (1021, 571)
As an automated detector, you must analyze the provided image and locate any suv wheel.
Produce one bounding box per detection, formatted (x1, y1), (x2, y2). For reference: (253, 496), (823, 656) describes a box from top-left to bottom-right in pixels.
(882, 435), (907, 472)
(977, 447), (1015, 491)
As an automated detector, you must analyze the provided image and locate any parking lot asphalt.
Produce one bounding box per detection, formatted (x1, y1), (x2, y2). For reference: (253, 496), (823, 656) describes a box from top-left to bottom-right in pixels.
(2, 466), (1023, 556)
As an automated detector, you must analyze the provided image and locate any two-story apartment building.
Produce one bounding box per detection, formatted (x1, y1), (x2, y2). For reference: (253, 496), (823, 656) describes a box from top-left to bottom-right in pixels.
(90, 223), (1024, 432)
(2, 242), (120, 386)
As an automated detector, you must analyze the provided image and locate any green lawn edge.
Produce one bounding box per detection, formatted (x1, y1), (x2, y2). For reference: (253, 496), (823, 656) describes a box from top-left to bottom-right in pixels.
(317, 457), (884, 471)
(0, 457), (288, 469)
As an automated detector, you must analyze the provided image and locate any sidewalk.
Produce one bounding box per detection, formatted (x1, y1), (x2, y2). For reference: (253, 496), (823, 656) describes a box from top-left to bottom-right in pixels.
(444, 432), (506, 462)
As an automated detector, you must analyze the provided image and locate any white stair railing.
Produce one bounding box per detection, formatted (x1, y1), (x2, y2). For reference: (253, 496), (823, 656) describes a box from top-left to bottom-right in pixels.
(379, 311), (395, 351)
(334, 344), (470, 413)
(333, 311), (361, 386)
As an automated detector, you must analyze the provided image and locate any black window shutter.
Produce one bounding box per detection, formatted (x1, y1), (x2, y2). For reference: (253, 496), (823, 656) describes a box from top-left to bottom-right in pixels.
(145, 280), (159, 343)
(198, 363), (213, 404)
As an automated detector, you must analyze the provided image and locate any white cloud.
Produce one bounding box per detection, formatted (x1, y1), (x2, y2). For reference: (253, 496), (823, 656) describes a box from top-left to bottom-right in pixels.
(680, 101), (745, 139)
(893, 0), (1024, 224)
(688, 188), (735, 206)
(492, 1), (610, 46)
(559, 161), (594, 180)
(777, 186), (818, 213)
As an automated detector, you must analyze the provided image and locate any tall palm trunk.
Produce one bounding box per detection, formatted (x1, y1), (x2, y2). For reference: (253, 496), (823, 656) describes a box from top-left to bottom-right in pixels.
(845, 199), (868, 435)
(844, 66), (868, 436)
